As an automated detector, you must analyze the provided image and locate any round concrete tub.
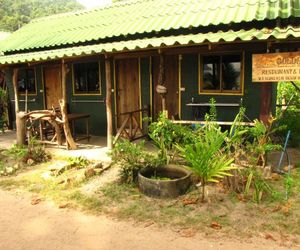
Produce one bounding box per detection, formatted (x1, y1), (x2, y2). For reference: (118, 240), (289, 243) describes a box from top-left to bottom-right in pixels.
(138, 165), (192, 198)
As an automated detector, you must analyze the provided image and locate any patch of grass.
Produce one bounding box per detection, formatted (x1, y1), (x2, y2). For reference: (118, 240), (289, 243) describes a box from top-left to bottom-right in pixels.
(67, 191), (103, 213)
(1, 155), (300, 239)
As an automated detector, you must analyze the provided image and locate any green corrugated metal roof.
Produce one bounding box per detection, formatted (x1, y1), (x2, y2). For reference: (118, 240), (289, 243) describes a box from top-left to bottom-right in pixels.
(1, 0), (299, 53)
(0, 32), (10, 41)
(0, 26), (299, 64)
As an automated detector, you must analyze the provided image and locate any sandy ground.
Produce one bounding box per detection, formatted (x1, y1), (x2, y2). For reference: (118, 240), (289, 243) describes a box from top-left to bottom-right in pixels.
(0, 190), (293, 250)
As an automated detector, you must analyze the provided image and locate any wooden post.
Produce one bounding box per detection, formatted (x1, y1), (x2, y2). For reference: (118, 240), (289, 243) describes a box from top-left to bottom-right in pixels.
(105, 55), (113, 149)
(12, 68), (19, 113)
(16, 112), (26, 145)
(60, 61), (77, 150)
(158, 53), (167, 113)
(12, 68), (26, 145)
(259, 83), (272, 124)
(158, 54), (164, 86)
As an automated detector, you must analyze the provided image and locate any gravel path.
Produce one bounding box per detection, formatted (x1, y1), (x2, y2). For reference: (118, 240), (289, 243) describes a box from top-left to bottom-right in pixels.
(0, 190), (291, 250)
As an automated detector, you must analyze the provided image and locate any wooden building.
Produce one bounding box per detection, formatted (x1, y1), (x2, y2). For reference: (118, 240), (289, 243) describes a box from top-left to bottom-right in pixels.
(0, 0), (299, 148)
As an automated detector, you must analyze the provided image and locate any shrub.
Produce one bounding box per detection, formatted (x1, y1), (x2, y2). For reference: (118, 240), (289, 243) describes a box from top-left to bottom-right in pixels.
(148, 112), (194, 164)
(23, 137), (50, 164)
(276, 81), (300, 147)
(110, 139), (163, 184)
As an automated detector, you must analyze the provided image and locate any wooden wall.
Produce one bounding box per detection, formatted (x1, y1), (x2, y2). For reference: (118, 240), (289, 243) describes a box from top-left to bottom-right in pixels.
(6, 41), (288, 136)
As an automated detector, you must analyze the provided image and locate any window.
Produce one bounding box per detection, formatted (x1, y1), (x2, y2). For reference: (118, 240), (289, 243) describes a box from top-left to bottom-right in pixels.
(199, 53), (243, 95)
(73, 62), (101, 95)
(18, 68), (36, 94)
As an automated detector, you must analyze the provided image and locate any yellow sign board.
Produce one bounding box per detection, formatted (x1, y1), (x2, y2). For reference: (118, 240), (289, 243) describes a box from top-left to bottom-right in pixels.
(252, 51), (300, 82)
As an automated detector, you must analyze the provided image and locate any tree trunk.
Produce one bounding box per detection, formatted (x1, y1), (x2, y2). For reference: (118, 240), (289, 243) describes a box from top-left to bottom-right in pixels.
(16, 112), (26, 145)
(105, 56), (113, 149)
(201, 178), (205, 202)
(12, 68), (19, 113)
(59, 99), (77, 150)
(60, 61), (76, 150)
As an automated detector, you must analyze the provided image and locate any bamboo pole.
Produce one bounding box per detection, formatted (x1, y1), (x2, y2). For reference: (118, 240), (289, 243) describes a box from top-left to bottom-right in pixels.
(105, 56), (113, 149)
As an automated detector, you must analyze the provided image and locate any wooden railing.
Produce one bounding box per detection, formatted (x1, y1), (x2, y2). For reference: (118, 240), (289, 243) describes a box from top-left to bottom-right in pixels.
(114, 106), (149, 144)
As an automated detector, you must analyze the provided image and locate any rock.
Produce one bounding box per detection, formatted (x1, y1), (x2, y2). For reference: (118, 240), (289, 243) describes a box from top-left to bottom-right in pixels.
(271, 173), (281, 181)
(84, 168), (96, 178)
(6, 167), (15, 175)
(27, 158), (35, 166)
(13, 163), (20, 170)
(92, 162), (103, 169)
(283, 165), (294, 172)
(263, 166), (272, 179)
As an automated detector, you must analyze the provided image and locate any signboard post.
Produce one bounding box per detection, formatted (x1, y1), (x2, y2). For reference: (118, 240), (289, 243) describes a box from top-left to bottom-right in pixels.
(252, 51), (300, 82)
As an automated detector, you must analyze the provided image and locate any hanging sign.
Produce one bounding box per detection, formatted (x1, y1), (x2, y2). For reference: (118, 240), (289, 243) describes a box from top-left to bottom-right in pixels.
(252, 51), (300, 82)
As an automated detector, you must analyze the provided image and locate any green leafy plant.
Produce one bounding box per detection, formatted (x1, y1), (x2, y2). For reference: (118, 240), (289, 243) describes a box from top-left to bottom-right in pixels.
(6, 144), (28, 159)
(276, 81), (300, 147)
(247, 119), (281, 167)
(110, 139), (163, 184)
(148, 112), (194, 164)
(24, 137), (50, 164)
(178, 125), (235, 202)
(68, 156), (90, 168)
(284, 174), (294, 199)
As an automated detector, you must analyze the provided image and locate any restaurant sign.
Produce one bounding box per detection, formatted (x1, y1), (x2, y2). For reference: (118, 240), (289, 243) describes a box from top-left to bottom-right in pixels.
(252, 51), (300, 82)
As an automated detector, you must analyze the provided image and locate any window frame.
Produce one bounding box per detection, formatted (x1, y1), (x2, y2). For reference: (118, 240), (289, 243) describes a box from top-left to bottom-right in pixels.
(18, 67), (37, 96)
(198, 51), (245, 96)
(72, 60), (102, 96)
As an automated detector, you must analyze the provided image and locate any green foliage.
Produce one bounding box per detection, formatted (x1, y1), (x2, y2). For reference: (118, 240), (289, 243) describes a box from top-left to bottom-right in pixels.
(0, 0), (84, 31)
(25, 137), (50, 164)
(205, 98), (217, 122)
(178, 125), (235, 201)
(6, 144), (27, 159)
(247, 119), (281, 166)
(149, 112), (194, 164)
(149, 112), (194, 151)
(68, 156), (89, 168)
(110, 139), (163, 184)
(284, 174), (294, 199)
(276, 81), (300, 147)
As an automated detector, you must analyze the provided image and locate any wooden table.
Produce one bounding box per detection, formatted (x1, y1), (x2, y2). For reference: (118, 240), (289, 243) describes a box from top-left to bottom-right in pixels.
(67, 113), (90, 142)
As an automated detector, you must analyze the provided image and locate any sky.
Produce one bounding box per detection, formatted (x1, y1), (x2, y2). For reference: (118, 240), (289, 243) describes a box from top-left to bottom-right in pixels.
(77, 0), (112, 8)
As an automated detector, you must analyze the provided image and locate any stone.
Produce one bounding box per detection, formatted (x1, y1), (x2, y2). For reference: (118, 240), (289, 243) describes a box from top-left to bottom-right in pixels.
(6, 167), (15, 175)
(263, 165), (272, 179)
(271, 173), (281, 181)
(27, 158), (35, 166)
(92, 162), (103, 169)
(13, 163), (20, 170)
(84, 168), (96, 178)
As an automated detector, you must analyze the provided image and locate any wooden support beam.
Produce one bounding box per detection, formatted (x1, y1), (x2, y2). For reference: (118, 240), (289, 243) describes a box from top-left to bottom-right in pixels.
(12, 68), (19, 113)
(105, 55), (113, 149)
(60, 61), (77, 150)
(12, 68), (26, 145)
(259, 83), (273, 124)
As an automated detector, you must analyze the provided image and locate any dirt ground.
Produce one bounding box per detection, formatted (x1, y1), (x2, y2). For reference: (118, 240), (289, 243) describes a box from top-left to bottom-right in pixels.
(0, 190), (294, 250)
